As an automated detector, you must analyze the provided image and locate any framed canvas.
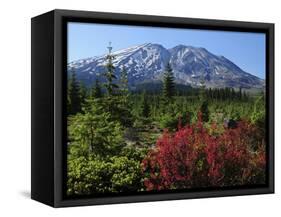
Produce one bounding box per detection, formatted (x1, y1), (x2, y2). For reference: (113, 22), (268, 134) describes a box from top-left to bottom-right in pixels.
(31, 9), (274, 207)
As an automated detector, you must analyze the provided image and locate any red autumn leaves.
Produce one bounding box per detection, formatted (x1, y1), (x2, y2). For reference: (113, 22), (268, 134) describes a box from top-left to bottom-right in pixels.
(142, 113), (266, 191)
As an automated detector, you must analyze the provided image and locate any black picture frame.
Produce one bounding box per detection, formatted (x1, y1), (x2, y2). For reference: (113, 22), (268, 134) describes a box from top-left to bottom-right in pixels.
(31, 9), (274, 207)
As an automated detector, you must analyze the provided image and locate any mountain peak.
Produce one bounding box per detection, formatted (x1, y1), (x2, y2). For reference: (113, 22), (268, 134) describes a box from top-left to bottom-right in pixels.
(68, 43), (264, 89)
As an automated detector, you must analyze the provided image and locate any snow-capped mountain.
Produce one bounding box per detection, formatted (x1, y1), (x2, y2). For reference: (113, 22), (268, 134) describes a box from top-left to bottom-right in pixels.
(67, 43), (264, 89)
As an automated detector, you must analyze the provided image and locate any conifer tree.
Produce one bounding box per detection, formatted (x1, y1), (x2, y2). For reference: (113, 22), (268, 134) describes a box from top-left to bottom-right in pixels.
(120, 65), (129, 96)
(69, 69), (81, 115)
(92, 79), (102, 98)
(141, 91), (150, 118)
(238, 87), (243, 100)
(231, 88), (236, 100)
(162, 63), (175, 100)
(199, 75), (209, 122)
(80, 81), (87, 108)
(200, 100), (209, 122)
(69, 99), (124, 156)
(103, 42), (119, 96)
(101, 43), (134, 126)
(243, 90), (248, 101)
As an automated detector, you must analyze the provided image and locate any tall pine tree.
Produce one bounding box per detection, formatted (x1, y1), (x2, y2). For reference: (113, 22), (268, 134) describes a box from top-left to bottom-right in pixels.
(141, 91), (150, 118)
(103, 42), (119, 96)
(91, 79), (102, 98)
(162, 63), (175, 100)
(199, 75), (209, 122)
(80, 81), (87, 108)
(120, 65), (129, 96)
(68, 69), (81, 115)
(238, 87), (243, 100)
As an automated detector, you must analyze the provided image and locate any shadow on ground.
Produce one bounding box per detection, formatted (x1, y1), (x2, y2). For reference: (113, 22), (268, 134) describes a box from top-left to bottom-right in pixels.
(19, 191), (31, 199)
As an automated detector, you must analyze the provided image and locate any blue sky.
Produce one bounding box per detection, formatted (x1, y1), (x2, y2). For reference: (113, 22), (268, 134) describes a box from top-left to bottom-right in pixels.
(68, 22), (266, 79)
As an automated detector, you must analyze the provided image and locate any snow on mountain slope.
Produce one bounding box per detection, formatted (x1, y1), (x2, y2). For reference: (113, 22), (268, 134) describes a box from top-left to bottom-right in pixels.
(67, 43), (264, 89)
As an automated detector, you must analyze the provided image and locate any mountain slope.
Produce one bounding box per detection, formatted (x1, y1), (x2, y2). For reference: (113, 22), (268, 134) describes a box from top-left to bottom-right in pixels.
(67, 43), (264, 89)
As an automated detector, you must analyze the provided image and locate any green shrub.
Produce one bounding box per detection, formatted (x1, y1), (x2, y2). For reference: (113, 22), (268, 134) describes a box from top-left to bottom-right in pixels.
(68, 99), (125, 157)
(67, 155), (143, 195)
(159, 113), (178, 131)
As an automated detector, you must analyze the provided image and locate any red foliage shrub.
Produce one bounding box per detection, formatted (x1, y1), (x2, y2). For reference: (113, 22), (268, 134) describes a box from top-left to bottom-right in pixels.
(142, 113), (266, 191)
